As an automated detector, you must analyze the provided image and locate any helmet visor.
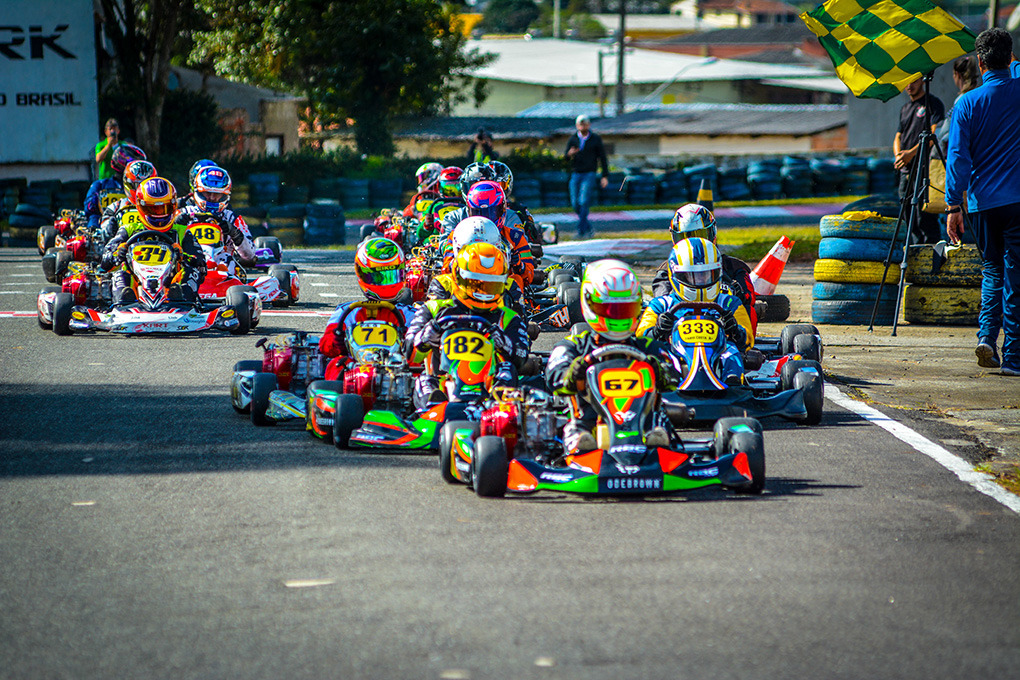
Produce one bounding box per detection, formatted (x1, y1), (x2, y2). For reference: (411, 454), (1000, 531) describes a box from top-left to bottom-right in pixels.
(587, 298), (642, 321)
(671, 224), (717, 244)
(455, 271), (505, 301)
(357, 265), (402, 287)
(142, 202), (175, 226)
(198, 190), (228, 204)
(671, 264), (720, 289)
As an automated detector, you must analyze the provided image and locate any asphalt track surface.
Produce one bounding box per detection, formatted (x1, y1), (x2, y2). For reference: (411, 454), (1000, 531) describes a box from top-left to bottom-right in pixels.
(1, 247), (1018, 680)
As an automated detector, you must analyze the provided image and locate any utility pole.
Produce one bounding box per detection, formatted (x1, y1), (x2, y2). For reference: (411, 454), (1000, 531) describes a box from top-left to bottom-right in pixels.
(616, 0), (626, 116)
(989, 0), (1000, 28)
(553, 0), (561, 39)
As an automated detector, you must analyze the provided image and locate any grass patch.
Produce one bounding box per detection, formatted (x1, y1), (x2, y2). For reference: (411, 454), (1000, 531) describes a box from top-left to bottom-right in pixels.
(976, 463), (1020, 495)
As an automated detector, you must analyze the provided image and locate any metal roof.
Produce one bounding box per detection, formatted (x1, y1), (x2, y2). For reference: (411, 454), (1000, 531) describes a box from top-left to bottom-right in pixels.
(390, 116), (576, 141)
(762, 77), (849, 94)
(465, 37), (829, 87)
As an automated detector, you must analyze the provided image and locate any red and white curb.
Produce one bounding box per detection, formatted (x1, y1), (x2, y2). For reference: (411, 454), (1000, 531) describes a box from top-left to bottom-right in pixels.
(826, 384), (1020, 514)
(1, 309), (334, 318)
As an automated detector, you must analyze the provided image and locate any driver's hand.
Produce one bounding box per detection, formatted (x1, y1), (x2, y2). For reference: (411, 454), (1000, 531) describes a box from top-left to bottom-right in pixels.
(418, 319), (442, 348)
(654, 310), (676, 339)
(491, 331), (513, 356)
(563, 355), (587, 386)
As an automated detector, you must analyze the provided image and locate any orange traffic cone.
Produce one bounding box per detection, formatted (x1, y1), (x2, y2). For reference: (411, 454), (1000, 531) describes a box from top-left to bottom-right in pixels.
(696, 179), (714, 212)
(750, 236), (795, 295)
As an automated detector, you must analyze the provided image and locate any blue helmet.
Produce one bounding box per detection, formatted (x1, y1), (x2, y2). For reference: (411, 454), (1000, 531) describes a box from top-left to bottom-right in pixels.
(188, 159), (218, 192)
(193, 166), (231, 214)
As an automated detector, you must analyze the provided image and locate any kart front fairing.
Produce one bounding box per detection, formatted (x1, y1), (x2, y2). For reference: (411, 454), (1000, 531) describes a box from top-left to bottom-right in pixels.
(67, 304), (241, 334)
(350, 400), (475, 450)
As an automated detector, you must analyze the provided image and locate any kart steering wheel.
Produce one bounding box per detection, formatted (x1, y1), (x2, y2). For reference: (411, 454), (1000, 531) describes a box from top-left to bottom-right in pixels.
(433, 313), (499, 337)
(335, 300), (399, 338)
(566, 344), (667, 387)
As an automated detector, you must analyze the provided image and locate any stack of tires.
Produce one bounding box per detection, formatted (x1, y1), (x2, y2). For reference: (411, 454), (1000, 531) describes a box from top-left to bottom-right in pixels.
(304, 199), (346, 246)
(812, 212), (904, 325)
(717, 166), (752, 201)
(781, 157), (813, 198)
(539, 171), (570, 208)
(747, 160), (782, 200)
(810, 158), (843, 196)
(1, 179), (24, 221)
(868, 158), (897, 194)
(624, 174), (657, 205)
(231, 182), (251, 209)
(338, 178), (370, 210)
(657, 170), (689, 205)
(248, 173), (281, 207)
(311, 177), (343, 203)
(599, 172), (626, 205)
(237, 206), (268, 238)
(683, 163), (717, 201)
(7, 203), (52, 244)
(369, 179), (403, 209)
(513, 175), (542, 208)
(279, 183), (310, 205)
(266, 203), (305, 246)
(904, 244), (982, 326)
(840, 157), (870, 196)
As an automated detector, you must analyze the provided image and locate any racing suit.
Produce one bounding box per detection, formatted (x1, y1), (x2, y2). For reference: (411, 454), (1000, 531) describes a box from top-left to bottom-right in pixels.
(405, 297), (530, 410)
(440, 206), (535, 289)
(84, 178), (127, 233)
(319, 299), (416, 380)
(98, 197), (143, 245)
(177, 206), (256, 267)
(102, 221), (206, 305)
(545, 330), (680, 454)
(636, 291), (749, 383)
(652, 254), (758, 335)
(508, 199), (541, 247)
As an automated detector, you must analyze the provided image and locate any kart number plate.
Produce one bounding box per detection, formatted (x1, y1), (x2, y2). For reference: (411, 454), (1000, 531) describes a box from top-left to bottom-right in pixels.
(188, 223), (223, 245)
(678, 319), (719, 344)
(442, 330), (492, 362)
(351, 322), (398, 348)
(415, 198), (435, 213)
(99, 192), (126, 210)
(132, 243), (171, 265)
(121, 210), (145, 227)
(598, 368), (644, 398)
(434, 205), (458, 220)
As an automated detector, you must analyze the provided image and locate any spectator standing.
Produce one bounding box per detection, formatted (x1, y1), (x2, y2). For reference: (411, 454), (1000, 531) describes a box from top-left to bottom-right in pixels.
(564, 114), (609, 239)
(467, 128), (498, 164)
(94, 118), (120, 180)
(937, 56), (982, 147)
(946, 28), (1020, 375)
(893, 77), (945, 243)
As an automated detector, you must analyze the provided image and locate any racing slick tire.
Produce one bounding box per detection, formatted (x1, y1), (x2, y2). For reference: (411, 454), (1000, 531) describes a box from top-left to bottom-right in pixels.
(558, 282), (583, 324)
(37, 225), (57, 255)
(729, 431), (765, 495)
(781, 359), (822, 392)
(712, 417), (764, 461)
(757, 293), (790, 322)
(267, 266), (292, 307)
(794, 370), (824, 425)
(253, 236), (283, 263)
(439, 420), (478, 484)
(359, 224), (375, 242)
(53, 250), (73, 283)
(225, 286), (252, 335)
(472, 435), (508, 498)
(305, 380), (344, 443)
(42, 249), (62, 283)
(37, 286), (61, 329)
(793, 333), (822, 363)
(232, 360), (263, 413)
(51, 292), (74, 336)
(333, 394), (365, 450)
(548, 269), (574, 287)
(250, 373), (278, 426)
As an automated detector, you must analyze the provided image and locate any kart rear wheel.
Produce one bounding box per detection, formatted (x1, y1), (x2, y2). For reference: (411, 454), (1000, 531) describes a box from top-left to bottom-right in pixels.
(793, 333), (822, 363)
(235, 284), (260, 329)
(729, 431), (765, 495)
(225, 286), (251, 334)
(250, 372), (278, 426)
(306, 380), (344, 443)
(232, 360), (263, 413)
(548, 269), (573, 287)
(794, 370), (824, 425)
(253, 236), (282, 262)
(472, 435), (508, 498)
(51, 292), (74, 336)
(779, 324), (819, 356)
(38, 225), (57, 255)
(333, 394), (365, 449)
(559, 283), (583, 324)
(53, 251), (72, 283)
(37, 286), (61, 329)
(360, 224), (375, 242)
(712, 417), (763, 460)
(439, 420), (478, 484)
(268, 265), (292, 307)
(41, 251), (59, 283)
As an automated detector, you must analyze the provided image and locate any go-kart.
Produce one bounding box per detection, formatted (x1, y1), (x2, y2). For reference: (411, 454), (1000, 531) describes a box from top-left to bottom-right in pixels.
(337, 314), (507, 450)
(185, 218), (299, 308)
(231, 331), (327, 423)
(37, 230), (255, 336)
(522, 262), (584, 331)
(405, 235), (446, 302)
(659, 303), (824, 425)
(440, 344), (765, 498)
(40, 210), (105, 283)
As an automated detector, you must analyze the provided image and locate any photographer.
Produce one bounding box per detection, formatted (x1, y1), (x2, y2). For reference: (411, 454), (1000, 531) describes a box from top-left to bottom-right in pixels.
(94, 118), (121, 180)
(467, 128), (498, 164)
(945, 28), (1020, 375)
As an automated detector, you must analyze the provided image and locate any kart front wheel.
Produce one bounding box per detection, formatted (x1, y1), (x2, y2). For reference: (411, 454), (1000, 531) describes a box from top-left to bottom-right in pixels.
(712, 417), (763, 460)
(729, 431), (765, 495)
(439, 420), (478, 485)
(52, 292), (74, 336)
(472, 436), (508, 498)
(780, 324), (820, 356)
(794, 333), (822, 363)
(559, 283), (583, 324)
(333, 394), (364, 449)
(794, 370), (824, 425)
(225, 285), (251, 334)
(306, 380), (344, 443)
(268, 266), (292, 307)
(250, 372), (278, 426)
(37, 286), (61, 329)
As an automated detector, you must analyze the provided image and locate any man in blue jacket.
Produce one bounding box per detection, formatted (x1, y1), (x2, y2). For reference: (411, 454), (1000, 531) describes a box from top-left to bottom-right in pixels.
(946, 28), (1020, 375)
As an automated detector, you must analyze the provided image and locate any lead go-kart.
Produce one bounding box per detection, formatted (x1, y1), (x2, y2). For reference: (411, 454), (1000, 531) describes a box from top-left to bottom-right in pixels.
(441, 344), (765, 498)
(37, 230), (257, 335)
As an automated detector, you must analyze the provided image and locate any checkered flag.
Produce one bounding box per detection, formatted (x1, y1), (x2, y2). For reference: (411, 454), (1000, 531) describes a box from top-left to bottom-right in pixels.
(800, 0), (977, 101)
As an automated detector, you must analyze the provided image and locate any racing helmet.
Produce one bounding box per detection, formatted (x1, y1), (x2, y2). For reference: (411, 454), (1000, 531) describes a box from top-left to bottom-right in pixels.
(188, 159), (218, 191)
(415, 162), (443, 193)
(459, 162), (496, 198)
(193, 166), (232, 214)
(580, 259), (643, 341)
(135, 177), (178, 231)
(355, 237), (405, 301)
(451, 242), (508, 310)
(450, 216), (505, 256)
(669, 204), (717, 245)
(438, 166), (464, 198)
(110, 144), (147, 175)
(465, 181), (507, 229)
(489, 161), (513, 198)
(668, 237), (722, 303)
(123, 160), (157, 204)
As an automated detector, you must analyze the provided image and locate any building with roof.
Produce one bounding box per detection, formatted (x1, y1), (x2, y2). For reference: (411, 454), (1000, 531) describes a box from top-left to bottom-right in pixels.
(637, 23), (829, 63)
(456, 37), (838, 115)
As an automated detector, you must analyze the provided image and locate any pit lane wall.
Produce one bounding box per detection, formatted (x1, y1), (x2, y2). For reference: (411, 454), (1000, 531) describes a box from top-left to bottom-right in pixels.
(0, 0), (98, 181)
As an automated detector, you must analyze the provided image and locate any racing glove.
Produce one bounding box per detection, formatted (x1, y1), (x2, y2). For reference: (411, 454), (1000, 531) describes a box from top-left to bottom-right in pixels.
(654, 310), (677, 340)
(491, 330), (513, 357)
(416, 319), (442, 349)
(722, 313), (746, 347)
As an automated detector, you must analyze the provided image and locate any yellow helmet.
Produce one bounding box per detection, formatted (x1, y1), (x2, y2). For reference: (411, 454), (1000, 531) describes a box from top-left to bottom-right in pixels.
(451, 242), (508, 310)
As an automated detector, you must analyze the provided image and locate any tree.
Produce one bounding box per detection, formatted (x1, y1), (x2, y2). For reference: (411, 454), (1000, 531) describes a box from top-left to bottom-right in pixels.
(96, 1), (199, 162)
(192, 0), (493, 156)
(482, 0), (542, 33)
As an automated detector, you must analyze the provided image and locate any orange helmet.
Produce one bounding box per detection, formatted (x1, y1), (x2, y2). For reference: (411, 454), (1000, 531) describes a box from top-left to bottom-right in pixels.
(451, 242), (508, 310)
(135, 177), (178, 231)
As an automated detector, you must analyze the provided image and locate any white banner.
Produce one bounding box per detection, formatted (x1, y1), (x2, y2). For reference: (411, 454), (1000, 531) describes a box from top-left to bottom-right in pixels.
(0, 0), (98, 164)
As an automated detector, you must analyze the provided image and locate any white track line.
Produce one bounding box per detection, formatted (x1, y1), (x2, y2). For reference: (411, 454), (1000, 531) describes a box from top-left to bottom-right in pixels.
(825, 384), (1020, 514)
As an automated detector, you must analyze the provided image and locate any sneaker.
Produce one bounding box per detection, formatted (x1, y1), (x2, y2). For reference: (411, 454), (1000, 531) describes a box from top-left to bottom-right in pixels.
(1001, 366), (1020, 377)
(976, 340), (1000, 368)
(645, 426), (670, 448)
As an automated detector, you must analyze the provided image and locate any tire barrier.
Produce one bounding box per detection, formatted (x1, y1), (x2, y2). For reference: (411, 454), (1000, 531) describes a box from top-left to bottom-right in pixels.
(757, 293), (790, 323)
(904, 285), (979, 326)
(905, 244), (982, 287)
(279, 183), (310, 205)
(304, 200), (345, 246)
(812, 299), (897, 325)
(818, 236), (903, 262)
(813, 258), (901, 285)
(781, 157), (813, 199)
(247, 173), (281, 206)
(266, 203), (305, 246)
(818, 212), (904, 240)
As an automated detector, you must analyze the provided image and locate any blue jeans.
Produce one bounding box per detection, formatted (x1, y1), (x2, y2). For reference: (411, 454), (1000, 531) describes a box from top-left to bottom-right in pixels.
(971, 202), (1020, 369)
(569, 172), (598, 236)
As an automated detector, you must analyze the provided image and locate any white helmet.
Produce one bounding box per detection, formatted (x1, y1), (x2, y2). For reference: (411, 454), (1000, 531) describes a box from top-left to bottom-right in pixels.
(450, 216), (504, 255)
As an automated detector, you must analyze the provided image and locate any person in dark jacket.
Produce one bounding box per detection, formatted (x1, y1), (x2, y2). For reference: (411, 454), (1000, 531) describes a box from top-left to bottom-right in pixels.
(564, 115), (609, 238)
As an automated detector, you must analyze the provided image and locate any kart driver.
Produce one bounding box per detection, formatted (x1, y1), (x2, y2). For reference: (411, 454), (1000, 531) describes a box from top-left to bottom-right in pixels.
(637, 238), (751, 384)
(176, 159), (218, 210)
(406, 242), (531, 410)
(84, 143), (147, 235)
(98, 159), (158, 244)
(426, 216), (508, 300)
(102, 177), (205, 305)
(401, 162), (444, 218)
(546, 259), (679, 456)
(319, 237), (415, 380)
(177, 166), (257, 270)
